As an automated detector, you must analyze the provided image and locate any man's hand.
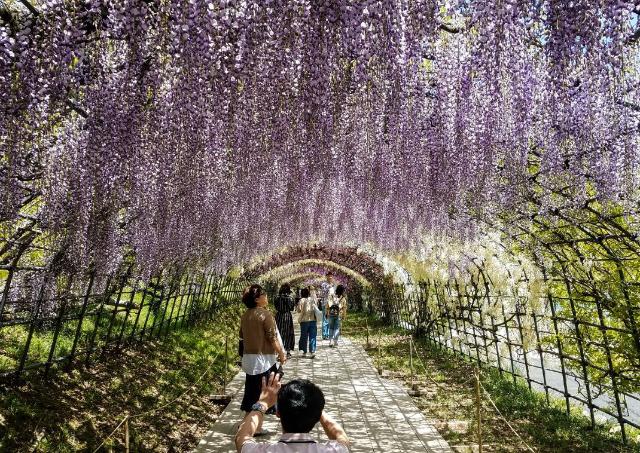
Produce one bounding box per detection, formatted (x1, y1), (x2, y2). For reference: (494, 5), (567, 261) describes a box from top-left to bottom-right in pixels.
(319, 411), (350, 446)
(258, 371), (282, 408)
(278, 352), (287, 366)
(235, 372), (283, 452)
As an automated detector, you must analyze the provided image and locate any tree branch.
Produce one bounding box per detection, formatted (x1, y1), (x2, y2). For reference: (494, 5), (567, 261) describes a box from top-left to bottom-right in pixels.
(18, 0), (39, 16)
(65, 99), (88, 118)
(438, 21), (462, 34)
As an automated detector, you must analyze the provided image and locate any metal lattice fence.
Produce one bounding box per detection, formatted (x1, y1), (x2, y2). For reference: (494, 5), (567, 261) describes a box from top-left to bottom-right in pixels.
(366, 279), (640, 444)
(0, 266), (246, 383)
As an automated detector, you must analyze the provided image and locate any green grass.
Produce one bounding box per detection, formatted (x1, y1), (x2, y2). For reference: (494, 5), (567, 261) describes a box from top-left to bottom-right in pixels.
(343, 312), (640, 453)
(0, 302), (244, 452)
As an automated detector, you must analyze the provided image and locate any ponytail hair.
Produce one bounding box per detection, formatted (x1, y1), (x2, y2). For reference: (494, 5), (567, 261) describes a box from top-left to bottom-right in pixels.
(243, 284), (265, 308)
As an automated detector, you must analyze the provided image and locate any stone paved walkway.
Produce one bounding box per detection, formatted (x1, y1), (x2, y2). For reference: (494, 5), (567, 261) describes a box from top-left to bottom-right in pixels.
(196, 323), (451, 452)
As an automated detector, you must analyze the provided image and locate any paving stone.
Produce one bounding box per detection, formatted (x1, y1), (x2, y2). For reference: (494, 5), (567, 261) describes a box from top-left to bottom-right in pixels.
(196, 323), (452, 452)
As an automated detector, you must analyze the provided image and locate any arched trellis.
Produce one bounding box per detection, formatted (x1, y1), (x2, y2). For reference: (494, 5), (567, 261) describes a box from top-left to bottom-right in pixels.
(251, 259), (371, 287)
(242, 244), (402, 285)
(242, 245), (408, 313)
(371, 156), (640, 444)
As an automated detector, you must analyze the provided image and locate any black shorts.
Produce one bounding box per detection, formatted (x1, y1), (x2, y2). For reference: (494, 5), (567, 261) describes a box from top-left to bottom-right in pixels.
(240, 362), (278, 413)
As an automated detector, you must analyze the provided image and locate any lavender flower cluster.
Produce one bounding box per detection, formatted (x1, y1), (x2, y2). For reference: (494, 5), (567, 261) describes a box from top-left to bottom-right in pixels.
(1, 1), (638, 274)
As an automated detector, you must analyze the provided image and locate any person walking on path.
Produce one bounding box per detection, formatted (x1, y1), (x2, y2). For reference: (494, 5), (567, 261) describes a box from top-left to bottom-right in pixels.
(239, 284), (287, 436)
(326, 285), (347, 348)
(274, 283), (296, 358)
(235, 372), (350, 452)
(319, 273), (336, 340)
(297, 287), (318, 358)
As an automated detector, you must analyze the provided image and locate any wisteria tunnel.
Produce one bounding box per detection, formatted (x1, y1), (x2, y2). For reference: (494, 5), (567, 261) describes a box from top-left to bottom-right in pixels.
(1, 0), (640, 451)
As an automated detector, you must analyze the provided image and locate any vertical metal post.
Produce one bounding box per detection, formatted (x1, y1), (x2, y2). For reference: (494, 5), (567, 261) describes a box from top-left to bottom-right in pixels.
(68, 272), (95, 369)
(17, 274), (51, 377)
(45, 275), (74, 378)
(562, 266), (595, 429)
(595, 287), (627, 444)
(454, 280), (473, 360)
(102, 272), (130, 357)
(115, 278), (139, 349)
(548, 290), (572, 416)
(166, 274), (188, 335)
(475, 286), (491, 366)
(154, 270), (179, 338)
(531, 312), (550, 405)
(514, 306), (532, 390)
(128, 282), (150, 344)
(188, 273), (208, 325)
(433, 282), (447, 352)
(501, 304), (517, 385)
(0, 266), (15, 322)
(173, 274), (193, 330)
(86, 275), (114, 366)
(490, 314), (503, 375)
(142, 274), (167, 340)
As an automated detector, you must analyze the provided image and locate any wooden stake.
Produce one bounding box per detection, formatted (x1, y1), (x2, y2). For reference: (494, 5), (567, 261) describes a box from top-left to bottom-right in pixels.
(366, 318), (370, 349)
(475, 367), (483, 453)
(410, 337), (415, 388)
(377, 332), (382, 375)
(224, 336), (228, 395)
(124, 417), (130, 453)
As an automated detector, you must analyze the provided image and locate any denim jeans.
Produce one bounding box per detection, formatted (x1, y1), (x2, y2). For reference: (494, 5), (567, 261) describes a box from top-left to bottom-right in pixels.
(299, 321), (317, 353)
(328, 315), (341, 342)
(322, 311), (330, 339)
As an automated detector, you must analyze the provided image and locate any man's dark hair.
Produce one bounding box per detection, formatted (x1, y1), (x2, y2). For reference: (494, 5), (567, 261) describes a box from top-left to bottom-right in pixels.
(335, 284), (345, 297)
(279, 283), (292, 295)
(277, 379), (325, 433)
(300, 287), (310, 298)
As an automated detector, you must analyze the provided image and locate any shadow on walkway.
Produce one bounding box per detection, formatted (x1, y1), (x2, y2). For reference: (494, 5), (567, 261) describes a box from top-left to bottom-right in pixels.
(196, 323), (451, 452)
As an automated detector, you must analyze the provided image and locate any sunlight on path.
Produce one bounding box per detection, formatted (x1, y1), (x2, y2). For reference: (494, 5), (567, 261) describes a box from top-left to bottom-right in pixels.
(195, 322), (451, 453)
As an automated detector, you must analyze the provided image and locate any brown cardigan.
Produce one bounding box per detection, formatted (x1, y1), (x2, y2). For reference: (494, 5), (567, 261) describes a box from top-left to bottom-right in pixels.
(240, 307), (278, 355)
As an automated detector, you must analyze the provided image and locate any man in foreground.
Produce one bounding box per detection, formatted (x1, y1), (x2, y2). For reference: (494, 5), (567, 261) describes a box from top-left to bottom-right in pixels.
(235, 373), (350, 452)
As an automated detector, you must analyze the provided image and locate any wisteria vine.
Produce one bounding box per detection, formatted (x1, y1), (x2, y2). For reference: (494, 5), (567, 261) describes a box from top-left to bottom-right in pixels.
(1, 0), (639, 273)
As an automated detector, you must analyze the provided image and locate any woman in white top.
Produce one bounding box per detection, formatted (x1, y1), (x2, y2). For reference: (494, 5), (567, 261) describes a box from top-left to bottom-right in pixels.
(297, 287), (318, 358)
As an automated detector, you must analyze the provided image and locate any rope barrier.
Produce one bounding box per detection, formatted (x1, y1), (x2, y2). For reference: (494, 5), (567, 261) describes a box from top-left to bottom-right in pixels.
(406, 334), (534, 451)
(90, 416), (129, 453)
(351, 323), (534, 452)
(91, 338), (229, 452)
(478, 379), (537, 452)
